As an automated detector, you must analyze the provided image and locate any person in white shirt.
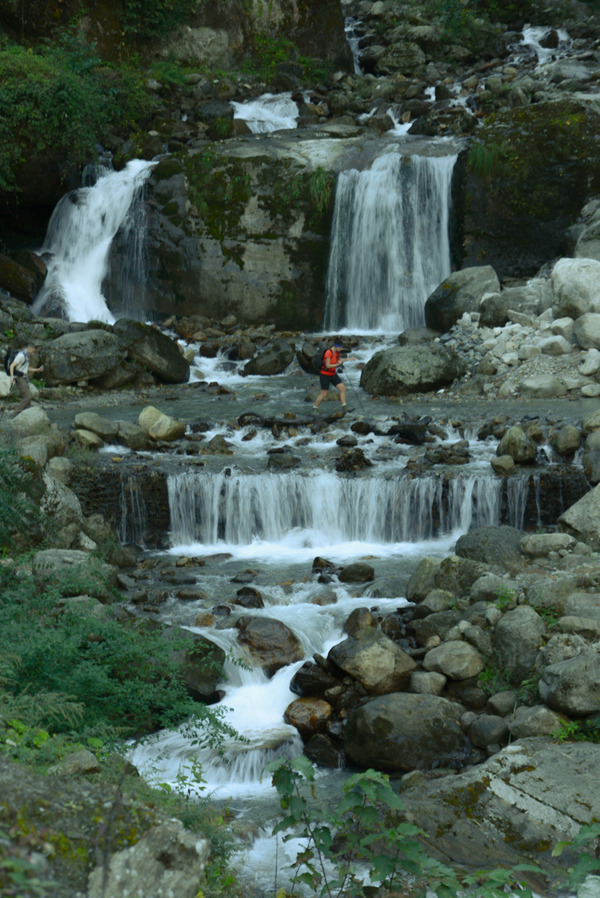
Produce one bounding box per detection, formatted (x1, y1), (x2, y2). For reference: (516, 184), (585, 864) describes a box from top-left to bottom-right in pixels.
(9, 345), (44, 417)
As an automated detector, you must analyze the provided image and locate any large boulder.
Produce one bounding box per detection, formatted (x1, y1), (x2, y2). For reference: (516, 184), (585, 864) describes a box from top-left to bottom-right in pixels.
(87, 819), (209, 898)
(424, 266), (500, 333)
(399, 739), (600, 877)
(492, 605), (545, 685)
(551, 257), (600, 318)
(558, 483), (600, 550)
(32, 549), (118, 600)
(573, 312), (600, 350)
(235, 616), (304, 676)
(112, 319), (189, 383)
(243, 340), (294, 375)
(479, 285), (541, 327)
(496, 426), (537, 463)
(327, 627), (416, 694)
(360, 343), (467, 396)
(539, 649), (600, 716)
(423, 640), (486, 680)
(344, 693), (467, 772)
(455, 525), (526, 570)
(41, 329), (125, 385)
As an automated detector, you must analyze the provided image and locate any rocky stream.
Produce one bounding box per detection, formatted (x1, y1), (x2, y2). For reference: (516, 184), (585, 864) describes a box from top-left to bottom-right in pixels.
(2, 0), (600, 896)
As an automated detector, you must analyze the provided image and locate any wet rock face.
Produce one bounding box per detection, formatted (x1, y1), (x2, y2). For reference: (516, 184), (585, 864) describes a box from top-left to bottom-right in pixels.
(459, 102), (600, 278)
(142, 153), (333, 329)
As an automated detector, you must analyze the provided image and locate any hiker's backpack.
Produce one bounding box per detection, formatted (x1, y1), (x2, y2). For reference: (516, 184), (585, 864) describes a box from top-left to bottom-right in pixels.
(3, 349), (19, 376)
(312, 344), (327, 373)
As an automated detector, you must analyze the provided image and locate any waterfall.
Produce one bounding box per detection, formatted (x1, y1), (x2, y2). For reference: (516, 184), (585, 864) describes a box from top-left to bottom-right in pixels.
(344, 17), (363, 74)
(118, 475), (149, 547)
(324, 151), (456, 332)
(33, 158), (156, 323)
(167, 469), (501, 548)
(506, 474), (530, 529)
(230, 93), (300, 133)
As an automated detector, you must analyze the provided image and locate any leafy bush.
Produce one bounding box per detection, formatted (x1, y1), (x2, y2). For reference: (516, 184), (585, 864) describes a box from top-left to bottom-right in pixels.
(0, 448), (43, 552)
(0, 564), (234, 743)
(122, 0), (199, 39)
(267, 756), (541, 898)
(0, 36), (150, 193)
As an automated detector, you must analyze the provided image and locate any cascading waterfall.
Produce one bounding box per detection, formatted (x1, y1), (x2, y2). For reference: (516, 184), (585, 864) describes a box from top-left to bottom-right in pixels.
(33, 158), (156, 323)
(324, 150), (456, 332)
(168, 469), (501, 548)
(230, 93), (300, 133)
(118, 475), (149, 547)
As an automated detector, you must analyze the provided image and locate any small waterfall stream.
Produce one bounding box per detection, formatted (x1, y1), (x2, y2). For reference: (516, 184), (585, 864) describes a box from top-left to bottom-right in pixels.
(168, 469), (501, 550)
(33, 158), (156, 323)
(324, 150), (456, 332)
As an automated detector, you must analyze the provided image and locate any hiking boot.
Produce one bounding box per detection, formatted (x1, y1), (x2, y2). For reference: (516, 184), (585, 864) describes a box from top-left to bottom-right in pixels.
(341, 405), (354, 413)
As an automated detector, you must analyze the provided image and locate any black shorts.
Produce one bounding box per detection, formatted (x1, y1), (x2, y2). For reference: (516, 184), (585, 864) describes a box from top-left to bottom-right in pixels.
(320, 373), (341, 389)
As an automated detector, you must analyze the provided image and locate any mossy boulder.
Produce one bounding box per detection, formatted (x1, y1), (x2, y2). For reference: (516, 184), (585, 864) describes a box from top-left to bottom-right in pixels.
(459, 100), (600, 277)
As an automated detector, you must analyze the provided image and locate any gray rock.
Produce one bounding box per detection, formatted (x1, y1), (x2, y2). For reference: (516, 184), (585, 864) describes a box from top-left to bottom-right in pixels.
(539, 649), (600, 715)
(344, 693), (467, 772)
(551, 257), (600, 318)
(338, 562), (374, 583)
(244, 340), (294, 375)
(73, 429), (104, 450)
(360, 343), (467, 396)
(8, 406), (52, 436)
(507, 705), (564, 739)
(400, 739), (600, 874)
(73, 412), (119, 442)
(328, 627), (416, 694)
(406, 556), (442, 602)
(497, 426), (537, 463)
(519, 374), (568, 398)
(113, 319), (190, 384)
(33, 548), (118, 600)
(87, 819), (209, 898)
(160, 627), (225, 701)
(520, 533), (576, 557)
(423, 640), (486, 680)
(235, 615), (304, 677)
(42, 329), (125, 385)
(574, 312), (600, 350)
(492, 605), (545, 684)
(559, 483), (600, 550)
(479, 286), (540, 327)
(455, 524), (526, 569)
(410, 670), (447, 695)
(425, 266), (500, 333)
(468, 714), (509, 748)
(117, 420), (153, 451)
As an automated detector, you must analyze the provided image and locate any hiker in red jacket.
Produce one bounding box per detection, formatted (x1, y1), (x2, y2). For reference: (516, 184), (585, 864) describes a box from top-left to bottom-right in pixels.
(313, 339), (356, 412)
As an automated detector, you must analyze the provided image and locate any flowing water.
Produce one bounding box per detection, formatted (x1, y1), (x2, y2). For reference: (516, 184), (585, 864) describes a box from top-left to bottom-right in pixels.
(32, 53), (561, 892)
(33, 159), (156, 323)
(230, 93), (301, 133)
(324, 150), (456, 332)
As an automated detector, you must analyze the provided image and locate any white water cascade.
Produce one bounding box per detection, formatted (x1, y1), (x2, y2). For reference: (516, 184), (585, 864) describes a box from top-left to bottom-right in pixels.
(168, 469), (501, 551)
(230, 92), (300, 133)
(324, 150), (456, 332)
(33, 158), (156, 323)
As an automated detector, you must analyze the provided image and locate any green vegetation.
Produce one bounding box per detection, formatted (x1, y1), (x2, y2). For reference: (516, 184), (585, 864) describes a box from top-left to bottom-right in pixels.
(0, 448), (43, 551)
(552, 717), (600, 744)
(122, 0), (199, 39)
(0, 33), (151, 193)
(268, 755), (541, 898)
